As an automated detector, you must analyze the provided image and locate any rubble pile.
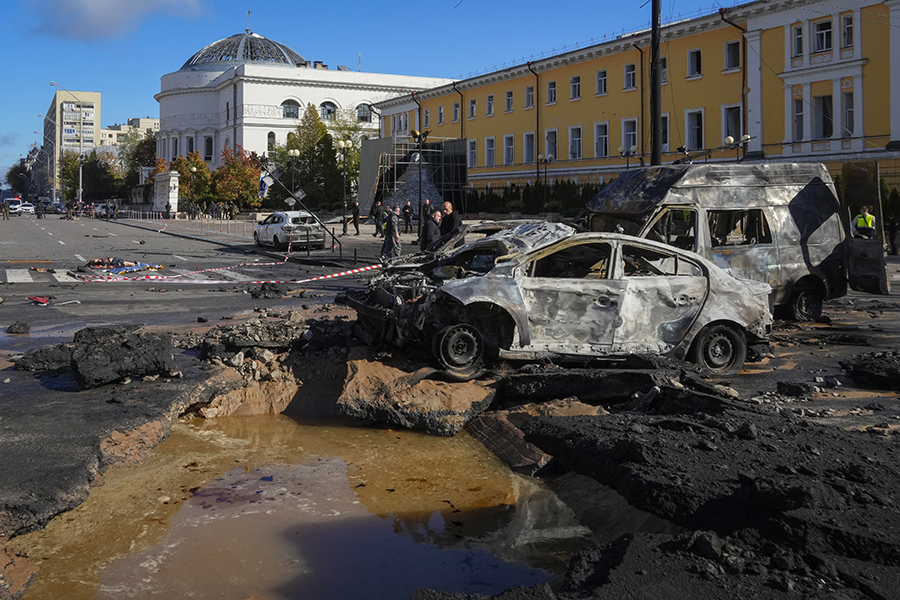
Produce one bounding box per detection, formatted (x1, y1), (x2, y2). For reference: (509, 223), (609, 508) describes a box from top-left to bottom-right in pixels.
(840, 350), (900, 391)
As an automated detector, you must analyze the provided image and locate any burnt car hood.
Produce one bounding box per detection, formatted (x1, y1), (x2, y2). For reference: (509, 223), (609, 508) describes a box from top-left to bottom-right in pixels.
(444, 222), (575, 262)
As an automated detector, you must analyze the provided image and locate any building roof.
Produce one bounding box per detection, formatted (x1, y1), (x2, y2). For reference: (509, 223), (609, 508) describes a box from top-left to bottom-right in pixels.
(180, 30), (304, 71)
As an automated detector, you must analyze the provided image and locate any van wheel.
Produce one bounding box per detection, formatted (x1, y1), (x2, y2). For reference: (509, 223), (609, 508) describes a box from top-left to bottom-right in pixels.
(433, 323), (485, 381)
(789, 288), (823, 321)
(689, 324), (747, 375)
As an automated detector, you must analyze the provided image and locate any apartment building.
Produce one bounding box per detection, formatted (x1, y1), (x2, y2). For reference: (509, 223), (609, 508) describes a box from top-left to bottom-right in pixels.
(373, 0), (900, 188)
(42, 90), (102, 201)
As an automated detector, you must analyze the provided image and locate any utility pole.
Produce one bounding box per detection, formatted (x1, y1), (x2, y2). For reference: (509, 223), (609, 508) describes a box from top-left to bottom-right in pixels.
(650, 0), (662, 166)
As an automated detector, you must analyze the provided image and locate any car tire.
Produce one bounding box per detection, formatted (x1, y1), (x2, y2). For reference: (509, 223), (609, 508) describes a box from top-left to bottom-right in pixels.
(433, 323), (485, 381)
(689, 324), (747, 375)
(275, 234), (288, 251)
(253, 232), (262, 247)
(789, 287), (823, 321)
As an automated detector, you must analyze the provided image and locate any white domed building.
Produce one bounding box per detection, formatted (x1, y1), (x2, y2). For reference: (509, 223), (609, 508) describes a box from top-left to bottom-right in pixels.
(155, 30), (451, 169)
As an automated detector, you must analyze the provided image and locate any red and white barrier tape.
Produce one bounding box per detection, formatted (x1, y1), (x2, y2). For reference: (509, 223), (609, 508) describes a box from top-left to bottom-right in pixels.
(73, 263), (382, 285)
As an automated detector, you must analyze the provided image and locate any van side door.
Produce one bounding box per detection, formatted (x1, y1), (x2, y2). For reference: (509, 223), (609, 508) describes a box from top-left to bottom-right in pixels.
(841, 162), (890, 295)
(703, 209), (782, 301)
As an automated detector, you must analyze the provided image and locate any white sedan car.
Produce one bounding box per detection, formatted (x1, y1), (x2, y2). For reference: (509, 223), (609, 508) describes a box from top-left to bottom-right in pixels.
(14, 202), (35, 215)
(254, 210), (326, 250)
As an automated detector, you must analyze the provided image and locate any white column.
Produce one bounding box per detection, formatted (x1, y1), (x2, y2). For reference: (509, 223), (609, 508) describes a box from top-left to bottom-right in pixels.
(745, 29), (764, 154)
(887, 0), (900, 149)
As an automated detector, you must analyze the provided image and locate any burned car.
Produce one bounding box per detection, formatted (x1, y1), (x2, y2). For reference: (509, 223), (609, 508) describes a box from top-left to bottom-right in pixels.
(348, 222), (772, 379)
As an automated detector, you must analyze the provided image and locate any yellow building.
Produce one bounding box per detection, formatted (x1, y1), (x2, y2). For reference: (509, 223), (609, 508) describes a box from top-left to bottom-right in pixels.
(372, 0), (900, 194)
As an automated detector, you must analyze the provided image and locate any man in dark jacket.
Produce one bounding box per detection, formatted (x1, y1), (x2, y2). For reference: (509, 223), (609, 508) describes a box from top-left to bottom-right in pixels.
(402, 201), (414, 233)
(381, 205), (402, 262)
(371, 201), (383, 237)
(440, 201), (462, 237)
(421, 209), (442, 251)
(352, 201), (360, 235)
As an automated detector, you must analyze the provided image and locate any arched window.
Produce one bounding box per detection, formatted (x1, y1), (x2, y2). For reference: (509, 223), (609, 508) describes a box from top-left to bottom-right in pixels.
(357, 104), (371, 123)
(319, 102), (337, 121)
(267, 132), (276, 151)
(282, 100), (300, 119)
(204, 137), (213, 161)
(187, 137), (194, 154)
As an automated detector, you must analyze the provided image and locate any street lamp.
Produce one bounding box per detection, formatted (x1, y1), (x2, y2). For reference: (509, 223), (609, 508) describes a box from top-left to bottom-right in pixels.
(34, 130), (57, 203)
(37, 114), (60, 203)
(724, 134), (752, 162)
(190, 166), (197, 212)
(618, 145), (638, 169)
(538, 153), (553, 208)
(409, 129), (429, 235)
(18, 173), (30, 203)
(336, 139), (353, 236)
(288, 148), (300, 196)
(50, 81), (86, 205)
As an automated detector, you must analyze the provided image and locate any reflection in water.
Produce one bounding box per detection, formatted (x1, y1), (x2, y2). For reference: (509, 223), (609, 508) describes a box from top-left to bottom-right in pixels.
(14, 415), (590, 599)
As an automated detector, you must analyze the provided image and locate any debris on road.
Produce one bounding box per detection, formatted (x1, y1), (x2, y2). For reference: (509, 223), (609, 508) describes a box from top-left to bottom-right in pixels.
(5, 322), (30, 334)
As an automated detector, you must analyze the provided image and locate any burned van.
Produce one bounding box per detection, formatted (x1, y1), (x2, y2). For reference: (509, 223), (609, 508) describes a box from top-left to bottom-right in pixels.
(583, 163), (888, 320)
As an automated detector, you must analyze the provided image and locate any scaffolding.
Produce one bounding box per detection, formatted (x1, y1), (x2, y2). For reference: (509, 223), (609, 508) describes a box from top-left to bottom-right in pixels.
(359, 135), (467, 216)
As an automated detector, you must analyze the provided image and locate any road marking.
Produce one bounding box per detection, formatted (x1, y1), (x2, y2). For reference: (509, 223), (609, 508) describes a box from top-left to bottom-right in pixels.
(109, 232), (117, 237)
(132, 240), (142, 244)
(173, 255), (190, 262)
(58, 240), (66, 245)
(92, 227), (98, 231)
(74, 254), (85, 262)
(6, 270), (33, 283)
(219, 270), (255, 281)
(47, 232), (53, 236)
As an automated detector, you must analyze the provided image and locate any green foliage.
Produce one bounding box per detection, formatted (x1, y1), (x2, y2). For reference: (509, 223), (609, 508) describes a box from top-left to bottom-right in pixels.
(5, 163), (29, 196)
(171, 151), (212, 207)
(60, 151), (82, 202)
(122, 129), (158, 188)
(213, 146), (261, 208)
(82, 150), (125, 201)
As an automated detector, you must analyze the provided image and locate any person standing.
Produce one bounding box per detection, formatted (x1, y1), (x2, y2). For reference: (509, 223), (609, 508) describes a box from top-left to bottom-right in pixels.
(35, 201), (44, 220)
(851, 206), (875, 239)
(887, 213), (899, 255)
(352, 201), (360, 235)
(440, 200), (462, 237)
(371, 201), (383, 237)
(421, 209), (442, 251)
(381, 205), (402, 262)
(1, 200), (9, 220)
(402, 201), (414, 233)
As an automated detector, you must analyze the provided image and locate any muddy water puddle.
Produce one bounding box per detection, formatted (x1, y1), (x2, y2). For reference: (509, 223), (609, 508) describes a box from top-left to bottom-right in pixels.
(11, 414), (590, 599)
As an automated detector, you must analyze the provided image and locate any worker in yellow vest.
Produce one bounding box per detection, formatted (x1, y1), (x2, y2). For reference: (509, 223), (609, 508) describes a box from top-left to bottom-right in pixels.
(851, 206), (876, 239)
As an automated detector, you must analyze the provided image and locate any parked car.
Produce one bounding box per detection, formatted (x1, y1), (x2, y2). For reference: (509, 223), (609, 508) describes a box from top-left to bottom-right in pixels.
(13, 202), (35, 215)
(348, 222), (773, 379)
(47, 202), (66, 214)
(254, 210), (326, 250)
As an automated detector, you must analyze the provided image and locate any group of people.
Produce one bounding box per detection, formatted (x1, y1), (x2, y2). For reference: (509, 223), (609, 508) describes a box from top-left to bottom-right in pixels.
(371, 198), (463, 263)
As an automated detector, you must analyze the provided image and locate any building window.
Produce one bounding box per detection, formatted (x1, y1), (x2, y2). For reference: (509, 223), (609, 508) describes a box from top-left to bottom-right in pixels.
(661, 114), (670, 152)
(504, 135), (514, 165)
(267, 132), (276, 151)
(357, 104), (372, 122)
(724, 41), (740, 70)
(525, 85), (534, 108)
(452, 102), (460, 123)
(505, 91), (513, 112)
(594, 123), (609, 158)
(793, 98), (804, 141)
(319, 102), (336, 120)
(623, 119), (638, 152)
(172, 138), (178, 157)
(724, 105), (742, 140)
(282, 100), (300, 119)
(841, 14), (853, 48)
(438, 106), (444, 125)
(570, 75), (581, 100)
(792, 25), (804, 57)
(486, 94), (494, 116)
(187, 137), (194, 154)
(402, 113), (408, 132)
(660, 56), (668, 83)
(204, 137), (213, 161)
(842, 91), (854, 137)
(469, 98), (476, 119)
(485, 137), (495, 167)
(424, 108), (430, 127)
(545, 129), (557, 158)
(624, 64), (636, 89)
(596, 70), (607, 95)
(813, 20), (832, 53)
(814, 95), (833, 139)
(524, 132), (535, 163)
(686, 111), (703, 150)
(547, 81), (556, 104)
(569, 126), (582, 159)
(468, 139), (477, 168)
(688, 49), (702, 77)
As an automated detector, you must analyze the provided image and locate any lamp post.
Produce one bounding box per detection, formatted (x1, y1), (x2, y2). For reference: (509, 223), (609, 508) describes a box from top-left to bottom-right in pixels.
(336, 140), (353, 236)
(618, 145), (638, 169)
(190, 166), (197, 214)
(34, 130), (57, 202)
(724, 134), (752, 162)
(409, 129), (429, 235)
(18, 173), (30, 203)
(537, 153), (553, 208)
(288, 148), (299, 195)
(37, 114), (60, 203)
(50, 81), (86, 205)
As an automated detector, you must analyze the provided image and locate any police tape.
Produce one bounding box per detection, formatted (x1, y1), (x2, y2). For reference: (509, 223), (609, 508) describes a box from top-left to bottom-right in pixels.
(72, 263), (382, 285)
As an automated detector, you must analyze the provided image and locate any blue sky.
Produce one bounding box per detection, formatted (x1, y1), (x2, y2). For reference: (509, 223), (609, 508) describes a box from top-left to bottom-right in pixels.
(2, 0), (742, 181)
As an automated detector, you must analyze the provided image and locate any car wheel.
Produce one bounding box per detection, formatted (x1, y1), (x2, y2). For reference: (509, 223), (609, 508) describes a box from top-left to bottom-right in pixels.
(275, 234), (288, 251)
(789, 288), (823, 321)
(689, 324), (747, 375)
(433, 323), (485, 381)
(253, 232), (262, 247)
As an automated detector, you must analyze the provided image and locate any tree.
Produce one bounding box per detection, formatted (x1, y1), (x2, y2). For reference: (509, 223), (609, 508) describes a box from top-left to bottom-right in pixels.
(5, 163), (29, 196)
(122, 129), (158, 188)
(213, 145), (261, 208)
(329, 109), (366, 198)
(171, 151), (211, 206)
(82, 150), (124, 201)
(60, 151), (82, 203)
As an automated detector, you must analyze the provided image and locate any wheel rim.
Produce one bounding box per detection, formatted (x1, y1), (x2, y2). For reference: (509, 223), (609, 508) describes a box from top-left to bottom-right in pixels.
(703, 332), (734, 369)
(796, 291), (816, 319)
(437, 325), (483, 370)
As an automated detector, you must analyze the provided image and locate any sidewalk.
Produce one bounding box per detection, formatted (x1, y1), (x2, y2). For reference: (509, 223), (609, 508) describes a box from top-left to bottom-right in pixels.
(116, 216), (427, 267)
